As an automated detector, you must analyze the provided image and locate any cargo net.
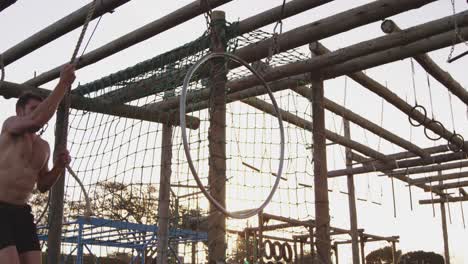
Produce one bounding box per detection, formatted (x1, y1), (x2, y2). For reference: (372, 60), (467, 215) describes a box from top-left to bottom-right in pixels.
(30, 25), (327, 262)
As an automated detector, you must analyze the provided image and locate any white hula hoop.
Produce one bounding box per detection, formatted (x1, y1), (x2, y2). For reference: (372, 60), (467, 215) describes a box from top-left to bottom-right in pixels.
(179, 52), (285, 219)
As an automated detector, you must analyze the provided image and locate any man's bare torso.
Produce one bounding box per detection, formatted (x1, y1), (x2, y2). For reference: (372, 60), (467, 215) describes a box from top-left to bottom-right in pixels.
(0, 130), (49, 205)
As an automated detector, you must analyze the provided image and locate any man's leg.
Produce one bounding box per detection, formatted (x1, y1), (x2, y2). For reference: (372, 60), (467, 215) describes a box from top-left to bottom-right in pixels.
(19, 250), (41, 264)
(0, 246), (21, 264)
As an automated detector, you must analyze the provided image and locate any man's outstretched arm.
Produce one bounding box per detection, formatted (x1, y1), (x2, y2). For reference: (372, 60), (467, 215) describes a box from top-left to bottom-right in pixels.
(2, 64), (76, 135)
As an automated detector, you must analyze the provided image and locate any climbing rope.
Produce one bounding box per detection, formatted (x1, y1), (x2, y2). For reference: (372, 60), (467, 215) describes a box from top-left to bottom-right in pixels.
(66, 165), (92, 218)
(37, 0), (98, 224)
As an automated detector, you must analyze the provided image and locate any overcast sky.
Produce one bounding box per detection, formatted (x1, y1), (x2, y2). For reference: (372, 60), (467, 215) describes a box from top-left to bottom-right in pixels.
(1, 0), (468, 263)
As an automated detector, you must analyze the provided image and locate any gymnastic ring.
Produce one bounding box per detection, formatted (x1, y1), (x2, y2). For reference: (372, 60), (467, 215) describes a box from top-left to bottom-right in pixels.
(408, 104), (427, 127)
(273, 241), (283, 261)
(179, 52), (285, 219)
(263, 239), (274, 260)
(448, 132), (465, 152)
(423, 119), (444, 141)
(282, 242), (293, 262)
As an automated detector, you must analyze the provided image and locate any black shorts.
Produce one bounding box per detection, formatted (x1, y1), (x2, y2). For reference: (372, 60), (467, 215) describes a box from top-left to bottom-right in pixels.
(0, 201), (40, 253)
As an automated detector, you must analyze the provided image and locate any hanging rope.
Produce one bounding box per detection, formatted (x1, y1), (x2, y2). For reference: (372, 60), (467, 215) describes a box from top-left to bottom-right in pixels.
(66, 165), (92, 218)
(0, 54), (4, 89)
(446, 88), (465, 152)
(408, 59), (427, 127)
(424, 73), (444, 141)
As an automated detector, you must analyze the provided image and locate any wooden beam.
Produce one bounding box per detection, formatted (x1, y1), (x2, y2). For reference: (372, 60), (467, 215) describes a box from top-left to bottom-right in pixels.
(352, 142), (451, 165)
(328, 151), (468, 178)
(241, 97), (391, 162)
(420, 195), (468, 204)
(99, 0), (438, 103)
(382, 19), (468, 107)
(1, 0), (129, 67)
(292, 85), (429, 159)
(431, 180), (468, 191)
(388, 160), (468, 177)
(0, 0), (16, 13)
(147, 10), (468, 122)
(262, 213), (350, 235)
(411, 171), (468, 185)
(231, 7), (465, 94)
(335, 236), (399, 245)
(344, 119), (361, 264)
(24, 0), (233, 86)
(232, 0), (436, 78)
(237, 0), (334, 34)
(348, 144), (449, 197)
(75, 0), (333, 96)
(236, 86), (451, 198)
(0, 81), (200, 129)
(313, 33), (468, 152)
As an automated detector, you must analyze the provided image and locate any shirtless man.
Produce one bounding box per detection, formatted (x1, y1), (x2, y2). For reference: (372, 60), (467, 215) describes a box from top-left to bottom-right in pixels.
(0, 64), (76, 264)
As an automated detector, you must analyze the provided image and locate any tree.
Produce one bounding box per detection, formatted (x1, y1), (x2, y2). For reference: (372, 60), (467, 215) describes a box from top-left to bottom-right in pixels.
(398, 251), (444, 264)
(366, 246), (402, 264)
(229, 235), (254, 263)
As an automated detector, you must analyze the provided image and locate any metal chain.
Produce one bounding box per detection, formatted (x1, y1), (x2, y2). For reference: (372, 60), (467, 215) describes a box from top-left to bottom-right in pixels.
(267, 0), (287, 65)
(447, 0), (468, 62)
(202, 0), (213, 32)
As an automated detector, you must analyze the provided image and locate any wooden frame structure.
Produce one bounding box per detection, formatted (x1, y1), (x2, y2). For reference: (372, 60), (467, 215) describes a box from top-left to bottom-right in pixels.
(1, 0), (468, 263)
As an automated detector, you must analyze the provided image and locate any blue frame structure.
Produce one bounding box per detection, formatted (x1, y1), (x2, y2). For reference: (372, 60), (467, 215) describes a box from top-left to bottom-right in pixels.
(37, 216), (207, 264)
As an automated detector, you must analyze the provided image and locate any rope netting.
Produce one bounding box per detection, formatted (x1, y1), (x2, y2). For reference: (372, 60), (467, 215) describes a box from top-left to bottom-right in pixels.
(28, 25), (382, 262)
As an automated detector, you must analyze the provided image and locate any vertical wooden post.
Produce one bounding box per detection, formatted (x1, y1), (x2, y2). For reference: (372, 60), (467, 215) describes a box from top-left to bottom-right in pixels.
(343, 119), (360, 264)
(293, 237), (298, 263)
(309, 226), (315, 261)
(192, 242), (197, 264)
(157, 115), (173, 264)
(439, 174), (451, 264)
(172, 197), (180, 258)
(311, 47), (331, 263)
(359, 234), (366, 264)
(258, 212), (264, 263)
(208, 10), (227, 263)
(47, 98), (70, 263)
(253, 232), (258, 261)
(333, 243), (339, 264)
(245, 230), (251, 262)
(391, 241), (397, 264)
(300, 238), (304, 264)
